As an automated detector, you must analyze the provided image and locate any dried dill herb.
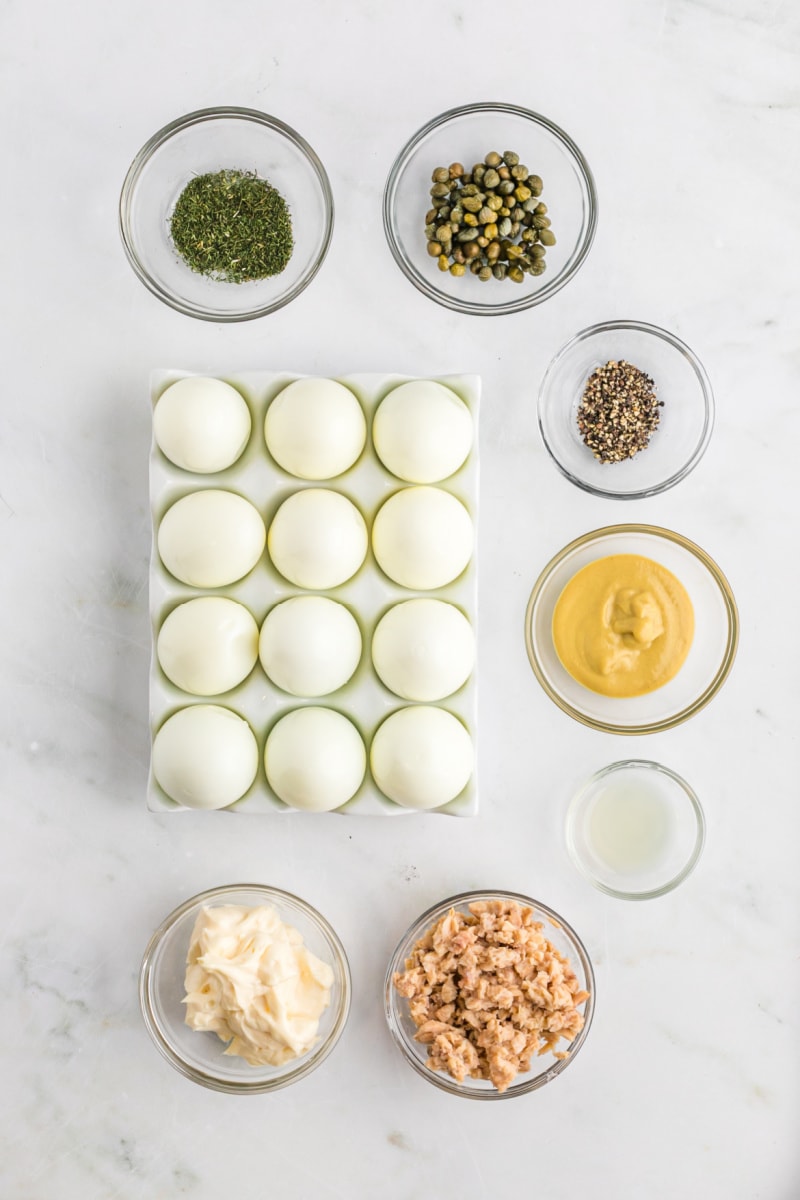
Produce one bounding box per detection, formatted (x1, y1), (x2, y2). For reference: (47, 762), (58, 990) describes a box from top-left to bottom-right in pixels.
(577, 360), (662, 464)
(170, 169), (293, 283)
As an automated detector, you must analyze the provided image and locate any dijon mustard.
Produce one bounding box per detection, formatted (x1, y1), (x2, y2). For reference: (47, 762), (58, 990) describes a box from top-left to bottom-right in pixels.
(552, 554), (694, 698)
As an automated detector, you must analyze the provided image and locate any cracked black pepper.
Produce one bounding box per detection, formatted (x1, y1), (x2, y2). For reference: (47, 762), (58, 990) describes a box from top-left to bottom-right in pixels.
(577, 360), (662, 464)
(170, 169), (293, 283)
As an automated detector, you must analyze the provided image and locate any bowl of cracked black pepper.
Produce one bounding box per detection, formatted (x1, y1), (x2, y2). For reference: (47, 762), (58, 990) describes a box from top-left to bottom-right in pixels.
(120, 107), (333, 321)
(383, 102), (597, 315)
(538, 320), (714, 498)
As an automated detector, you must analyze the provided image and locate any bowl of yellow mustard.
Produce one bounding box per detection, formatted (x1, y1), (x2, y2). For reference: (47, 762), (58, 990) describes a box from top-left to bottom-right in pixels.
(525, 525), (738, 733)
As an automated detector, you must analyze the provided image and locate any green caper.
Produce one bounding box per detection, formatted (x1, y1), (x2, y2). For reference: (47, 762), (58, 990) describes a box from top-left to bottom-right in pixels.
(426, 208), (437, 224)
(450, 206), (464, 223)
(521, 228), (535, 243)
(535, 202), (547, 214)
(498, 217), (512, 238)
(512, 207), (525, 221)
(476, 235), (489, 248)
(507, 265), (525, 283)
(483, 168), (500, 189)
(510, 222), (521, 237)
(486, 241), (501, 260)
(432, 167), (450, 184)
(461, 183), (479, 197)
(502, 150), (519, 166)
(478, 206), (495, 224)
(514, 185), (532, 202)
(530, 259), (546, 275)
(498, 180), (515, 196)
(532, 215), (550, 230)
(473, 165), (486, 181)
(539, 229), (556, 246)
(528, 174), (543, 194)
(436, 225), (452, 242)
(469, 259), (483, 274)
(452, 247), (466, 264)
(449, 162), (464, 178)
(484, 150), (502, 167)
(430, 182), (450, 198)
(522, 198), (538, 214)
(478, 265), (493, 281)
(492, 263), (507, 280)
(461, 196), (483, 213)
(486, 194), (503, 212)
(463, 212), (478, 227)
(437, 254), (450, 272)
(497, 165), (511, 180)
(530, 243), (546, 258)
(424, 223), (436, 239)
(506, 243), (523, 260)
(457, 228), (476, 242)
(450, 262), (466, 276)
(426, 241), (441, 258)
(463, 242), (480, 259)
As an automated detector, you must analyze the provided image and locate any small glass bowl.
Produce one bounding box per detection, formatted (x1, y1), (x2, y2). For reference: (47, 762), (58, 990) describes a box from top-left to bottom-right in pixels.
(119, 108), (334, 321)
(385, 890), (594, 1099)
(538, 321), (714, 498)
(566, 760), (705, 900)
(525, 525), (738, 734)
(139, 884), (351, 1093)
(383, 102), (597, 316)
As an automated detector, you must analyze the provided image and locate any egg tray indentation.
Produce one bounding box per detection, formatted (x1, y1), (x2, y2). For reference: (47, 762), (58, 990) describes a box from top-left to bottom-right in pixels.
(148, 371), (480, 815)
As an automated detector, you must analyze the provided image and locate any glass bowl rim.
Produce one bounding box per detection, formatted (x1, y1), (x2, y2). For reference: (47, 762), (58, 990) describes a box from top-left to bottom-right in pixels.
(565, 758), (706, 899)
(524, 523), (739, 734)
(118, 106), (335, 323)
(383, 100), (598, 316)
(384, 888), (595, 1100)
(537, 319), (715, 499)
(138, 882), (352, 1093)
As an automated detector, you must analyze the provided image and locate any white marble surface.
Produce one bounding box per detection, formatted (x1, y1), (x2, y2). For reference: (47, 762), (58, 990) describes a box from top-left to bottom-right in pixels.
(2, 1), (799, 1196)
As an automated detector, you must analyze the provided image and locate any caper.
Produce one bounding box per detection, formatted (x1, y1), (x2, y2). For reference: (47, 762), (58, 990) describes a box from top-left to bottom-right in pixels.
(530, 259), (546, 275)
(436, 224), (452, 242)
(483, 168), (500, 189)
(498, 180), (515, 196)
(498, 218), (512, 238)
(508, 265), (525, 283)
(432, 167), (450, 184)
(450, 262), (466, 276)
(478, 206), (495, 224)
(431, 182), (450, 198)
(424, 223), (436, 239)
(514, 185), (532, 202)
(457, 228), (476, 242)
(506, 243), (523, 260)
(512, 207), (525, 221)
(478, 265), (493, 281)
(426, 208), (437, 224)
(463, 212), (479, 227)
(492, 263), (507, 280)
(450, 207), (464, 223)
(476, 235), (489, 248)
(484, 222), (498, 240)
(462, 196), (482, 213)
(530, 243), (546, 258)
(486, 241), (501, 261)
(452, 247), (465, 264)
(498, 206), (510, 217)
(510, 221), (521, 237)
(522, 198), (538, 214)
(528, 174), (543, 194)
(498, 165), (511, 180)
(461, 183), (479, 197)
(532, 215), (550, 230)
(539, 229), (556, 246)
(426, 241), (441, 258)
(449, 162), (464, 178)
(437, 254), (450, 271)
(485, 150), (502, 167)
(521, 228), (535, 243)
(502, 150), (519, 166)
(486, 194), (503, 212)
(469, 259), (483, 275)
(535, 202), (547, 214)
(473, 165), (486, 181)
(463, 242), (480, 259)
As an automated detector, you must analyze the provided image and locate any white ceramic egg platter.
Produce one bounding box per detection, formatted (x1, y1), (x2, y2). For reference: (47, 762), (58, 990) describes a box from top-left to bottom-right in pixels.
(148, 370), (480, 816)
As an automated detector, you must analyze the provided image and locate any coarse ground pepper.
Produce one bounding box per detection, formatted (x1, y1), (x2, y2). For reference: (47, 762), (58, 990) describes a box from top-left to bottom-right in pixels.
(577, 360), (662, 463)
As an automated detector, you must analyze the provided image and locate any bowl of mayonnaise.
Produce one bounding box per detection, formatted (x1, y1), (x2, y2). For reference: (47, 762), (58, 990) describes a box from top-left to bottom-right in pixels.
(139, 884), (351, 1093)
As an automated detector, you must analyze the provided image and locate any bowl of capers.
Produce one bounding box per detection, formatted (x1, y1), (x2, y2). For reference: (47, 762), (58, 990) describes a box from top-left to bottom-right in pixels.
(383, 102), (597, 316)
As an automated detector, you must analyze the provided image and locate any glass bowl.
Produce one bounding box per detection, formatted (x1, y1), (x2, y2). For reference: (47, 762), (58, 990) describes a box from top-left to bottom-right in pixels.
(525, 525), (738, 734)
(383, 102), (597, 316)
(384, 890), (594, 1099)
(119, 108), (334, 321)
(139, 884), (351, 1093)
(538, 320), (714, 498)
(566, 760), (705, 900)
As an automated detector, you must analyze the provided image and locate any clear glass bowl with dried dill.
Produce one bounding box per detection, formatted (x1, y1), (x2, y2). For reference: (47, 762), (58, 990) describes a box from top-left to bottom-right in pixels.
(119, 108), (333, 322)
(538, 320), (714, 499)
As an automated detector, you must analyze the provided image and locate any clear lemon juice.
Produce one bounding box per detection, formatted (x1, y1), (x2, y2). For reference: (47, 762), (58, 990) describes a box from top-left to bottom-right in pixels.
(587, 779), (676, 875)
